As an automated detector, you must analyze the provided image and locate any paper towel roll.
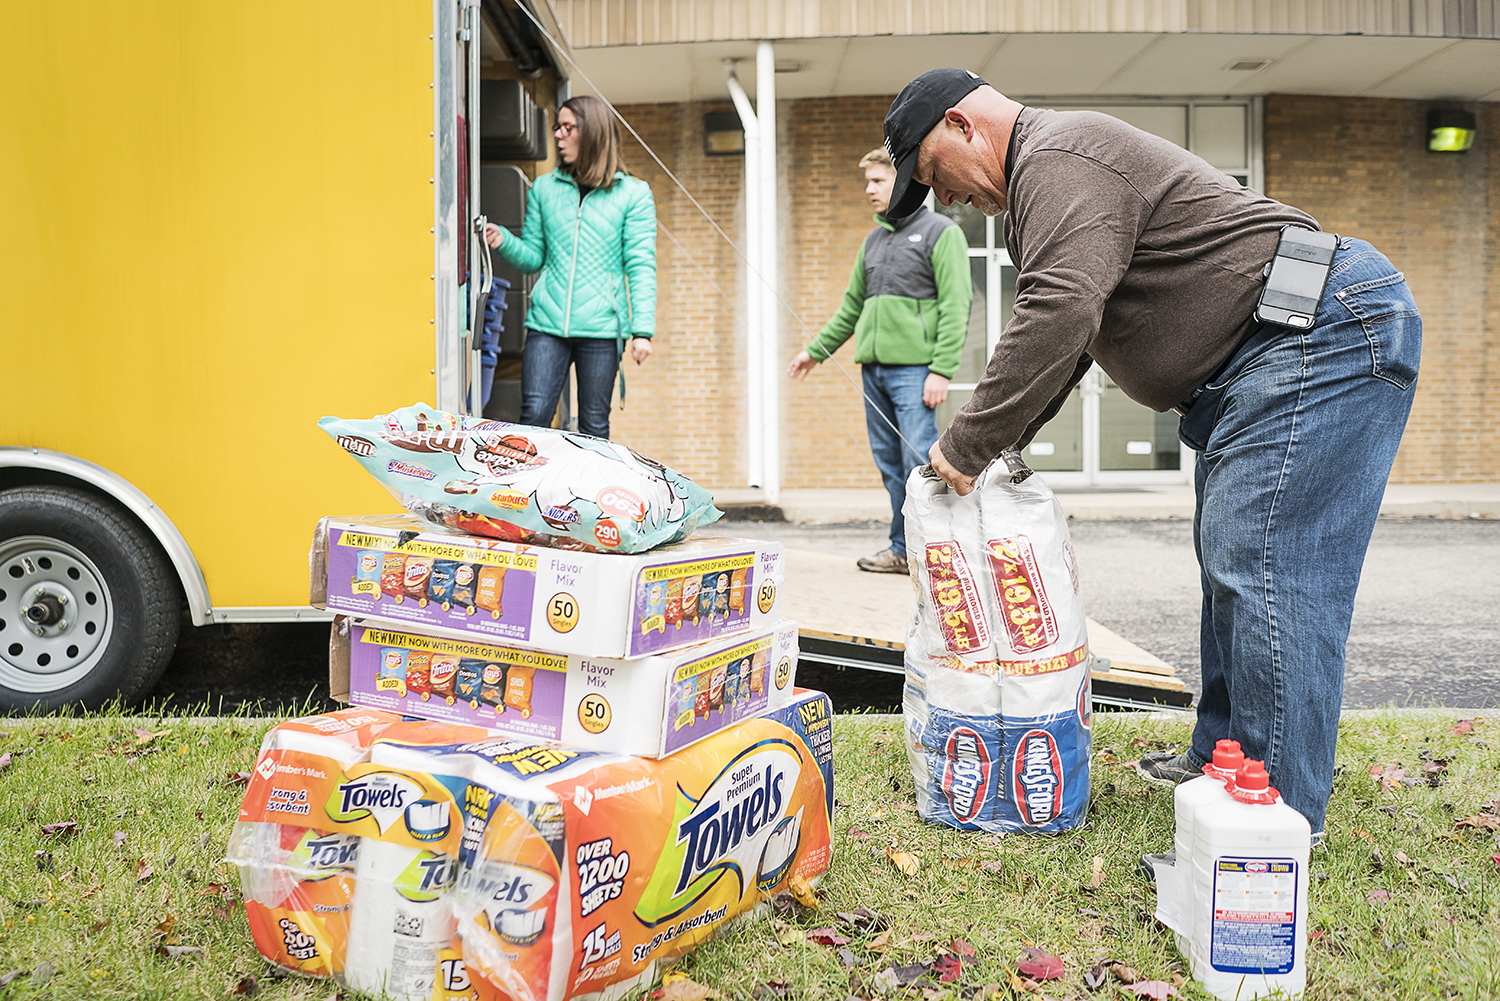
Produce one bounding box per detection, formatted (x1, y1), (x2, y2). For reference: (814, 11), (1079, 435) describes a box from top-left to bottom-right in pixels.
(343, 837), (458, 1000)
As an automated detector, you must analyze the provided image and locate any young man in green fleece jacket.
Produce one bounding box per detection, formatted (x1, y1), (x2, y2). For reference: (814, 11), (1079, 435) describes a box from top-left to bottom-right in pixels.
(788, 147), (972, 574)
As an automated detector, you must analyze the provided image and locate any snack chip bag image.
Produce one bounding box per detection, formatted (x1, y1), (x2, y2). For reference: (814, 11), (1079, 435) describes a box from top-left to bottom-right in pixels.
(641, 582), (668, 635)
(680, 576), (702, 627)
(693, 672), (711, 721)
(708, 664), (727, 715)
(504, 665), (535, 718)
(353, 551), (381, 597)
(476, 565), (506, 619)
(712, 572), (731, 619)
(430, 656), (460, 702)
(380, 553), (406, 602)
(403, 555), (433, 606)
(428, 559), (458, 609)
(455, 659), (485, 704)
(377, 648), (407, 696)
(319, 405), (721, 553)
(480, 663), (507, 709)
(406, 651), (433, 700)
(698, 572), (718, 622)
(451, 562), (478, 614)
(750, 651), (766, 694)
(675, 679), (697, 730)
(729, 567), (747, 614)
(665, 578), (684, 629)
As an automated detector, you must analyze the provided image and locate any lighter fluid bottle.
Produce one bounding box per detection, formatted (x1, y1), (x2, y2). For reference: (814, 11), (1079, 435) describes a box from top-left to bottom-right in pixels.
(1188, 760), (1310, 1000)
(1170, 740), (1245, 952)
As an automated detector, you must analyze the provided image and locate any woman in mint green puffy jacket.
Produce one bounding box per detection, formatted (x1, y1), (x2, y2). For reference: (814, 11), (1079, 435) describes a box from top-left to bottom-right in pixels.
(484, 95), (656, 439)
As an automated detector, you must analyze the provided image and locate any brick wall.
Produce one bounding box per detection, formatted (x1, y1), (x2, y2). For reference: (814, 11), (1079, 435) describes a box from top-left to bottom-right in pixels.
(609, 96), (891, 490)
(604, 93), (1496, 488)
(1264, 95), (1497, 483)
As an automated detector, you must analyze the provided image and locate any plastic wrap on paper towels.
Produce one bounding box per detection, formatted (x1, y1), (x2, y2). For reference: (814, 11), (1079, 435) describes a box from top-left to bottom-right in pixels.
(231, 696), (834, 999)
(902, 459), (1092, 834)
(319, 404), (722, 553)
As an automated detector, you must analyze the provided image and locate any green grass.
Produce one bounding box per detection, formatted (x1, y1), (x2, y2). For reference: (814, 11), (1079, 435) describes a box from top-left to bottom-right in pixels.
(0, 708), (1495, 1000)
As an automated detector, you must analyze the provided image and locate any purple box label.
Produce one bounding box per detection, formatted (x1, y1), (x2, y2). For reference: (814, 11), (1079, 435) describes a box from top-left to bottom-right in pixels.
(661, 631), (782, 755)
(350, 624), (566, 741)
(631, 552), (758, 657)
(327, 527), (538, 641)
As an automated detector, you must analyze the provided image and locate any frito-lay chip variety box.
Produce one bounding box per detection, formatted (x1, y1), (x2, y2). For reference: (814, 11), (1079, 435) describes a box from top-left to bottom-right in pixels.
(330, 615), (801, 759)
(311, 515), (785, 660)
(231, 694), (835, 1001)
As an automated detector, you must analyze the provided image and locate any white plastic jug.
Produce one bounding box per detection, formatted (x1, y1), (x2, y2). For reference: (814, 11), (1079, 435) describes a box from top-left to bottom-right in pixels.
(1153, 740), (1243, 946)
(1188, 760), (1310, 1001)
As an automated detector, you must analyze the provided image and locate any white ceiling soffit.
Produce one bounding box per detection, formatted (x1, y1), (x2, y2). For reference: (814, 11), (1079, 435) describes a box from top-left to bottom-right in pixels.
(566, 33), (1500, 104)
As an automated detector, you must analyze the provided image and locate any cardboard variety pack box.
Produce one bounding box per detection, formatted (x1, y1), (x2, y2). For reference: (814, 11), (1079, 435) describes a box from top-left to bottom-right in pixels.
(330, 616), (801, 758)
(311, 514), (785, 659)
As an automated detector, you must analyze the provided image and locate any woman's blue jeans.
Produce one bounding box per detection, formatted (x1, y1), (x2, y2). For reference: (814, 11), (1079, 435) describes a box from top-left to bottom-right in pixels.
(1177, 238), (1422, 834)
(519, 330), (620, 439)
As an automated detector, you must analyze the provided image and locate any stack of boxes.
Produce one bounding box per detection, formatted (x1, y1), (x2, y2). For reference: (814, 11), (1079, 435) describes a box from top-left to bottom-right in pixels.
(230, 512), (833, 1001)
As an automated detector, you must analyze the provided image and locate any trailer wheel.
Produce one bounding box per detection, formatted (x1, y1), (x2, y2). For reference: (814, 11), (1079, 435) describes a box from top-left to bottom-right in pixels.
(0, 486), (180, 711)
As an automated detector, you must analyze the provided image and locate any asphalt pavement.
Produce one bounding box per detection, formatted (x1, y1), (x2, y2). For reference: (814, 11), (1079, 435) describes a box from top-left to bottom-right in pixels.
(145, 515), (1499, 714)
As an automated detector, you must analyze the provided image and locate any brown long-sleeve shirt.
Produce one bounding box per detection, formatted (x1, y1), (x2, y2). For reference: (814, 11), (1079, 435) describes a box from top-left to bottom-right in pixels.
(940, 108), (1318, 476)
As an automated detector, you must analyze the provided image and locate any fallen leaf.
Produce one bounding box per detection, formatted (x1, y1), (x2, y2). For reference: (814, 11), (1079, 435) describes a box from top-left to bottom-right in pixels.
(848, 828), (869, 841)
(886, 847), (921, 877)
(1111, 966), (1140, 985)
(1083, 965), (1108, 991)
(807, 927), (852, 947)
(1443, 873), (1469, 893)
(867, 929), (893, 951)
(159, 945), (201, 960)
(1017, 947), (1064, 981)
(133, 728), (172, 747)
(659, 975), (722, 1001)
(932, 954), (965, 983)
(1122, 981), (1179, 999)
(1453, 720), (1476, 736)
(34, 851), (52, 872)
(225, 771), (252, 787)
(111, 830), (127, 849)
(771, 919), (802, 946)
(872, 968), (901, 994)
(891, 963), (930, 987)
(0, 752), (10, 771)
(948, 937), (976, 958)
(788, 874), (821, 910)
(1491, 854), (1500, 871)
(0, 970), (28, 989)
(836, 907), (887, 932)
(227, 973), (259, 996)
(1456, 815), (1500, 831)
(1368, 889), (1390, 905)
(981, 859), (1005, 874)
(1087, 856), (1105, 890)
(39, 820), (77, 839)
(838, 948), (856, 968)
(136, 859), (155, 882)
(1395, 851), (1414, 865)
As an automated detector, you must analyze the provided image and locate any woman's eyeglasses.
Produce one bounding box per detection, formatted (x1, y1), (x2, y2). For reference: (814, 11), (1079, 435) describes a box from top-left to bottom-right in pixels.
(553, 121), (577, 137)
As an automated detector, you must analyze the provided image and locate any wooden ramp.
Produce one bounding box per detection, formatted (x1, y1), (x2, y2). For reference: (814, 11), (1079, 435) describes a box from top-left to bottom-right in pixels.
(781, 548), (1191, 708)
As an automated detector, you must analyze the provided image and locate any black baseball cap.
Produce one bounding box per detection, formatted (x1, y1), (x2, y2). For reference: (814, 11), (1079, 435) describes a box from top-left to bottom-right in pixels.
(883, 68), (988, 219)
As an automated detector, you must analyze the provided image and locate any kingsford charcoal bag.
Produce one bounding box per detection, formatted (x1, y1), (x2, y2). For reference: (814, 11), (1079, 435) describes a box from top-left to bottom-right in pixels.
(320, 405), (721, 554)
(903, 457), (1091, 834)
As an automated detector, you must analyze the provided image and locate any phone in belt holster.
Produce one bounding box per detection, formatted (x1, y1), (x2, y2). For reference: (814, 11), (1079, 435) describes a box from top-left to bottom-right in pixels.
(1253, 226), (1340, 329)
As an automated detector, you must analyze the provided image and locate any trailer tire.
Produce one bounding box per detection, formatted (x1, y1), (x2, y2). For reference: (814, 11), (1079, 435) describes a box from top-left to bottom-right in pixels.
(0, 486), (180, 711)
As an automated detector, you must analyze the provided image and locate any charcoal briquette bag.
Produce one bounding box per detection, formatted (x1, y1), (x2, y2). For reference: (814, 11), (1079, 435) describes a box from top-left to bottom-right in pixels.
(903, 457), (1091, 833)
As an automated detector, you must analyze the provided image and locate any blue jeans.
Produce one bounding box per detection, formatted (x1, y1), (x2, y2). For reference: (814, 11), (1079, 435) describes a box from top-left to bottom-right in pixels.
(519, 331), (621, 439)
(863, 364), (941, 557)
(1177, 238), (1421, 834)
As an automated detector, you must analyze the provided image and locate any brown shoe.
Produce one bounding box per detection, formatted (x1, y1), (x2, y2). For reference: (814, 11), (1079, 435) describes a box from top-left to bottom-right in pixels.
(856, 548), (908, 574)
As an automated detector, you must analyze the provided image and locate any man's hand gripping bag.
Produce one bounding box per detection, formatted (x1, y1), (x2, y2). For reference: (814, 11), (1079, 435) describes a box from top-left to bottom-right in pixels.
(903, 457), (1091, 833)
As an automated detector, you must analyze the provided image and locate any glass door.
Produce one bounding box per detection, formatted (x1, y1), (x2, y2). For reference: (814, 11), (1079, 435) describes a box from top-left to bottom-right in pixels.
(933, 98), (1260, 485)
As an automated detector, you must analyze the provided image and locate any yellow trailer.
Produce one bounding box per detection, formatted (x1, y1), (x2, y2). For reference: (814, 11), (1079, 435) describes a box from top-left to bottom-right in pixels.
(0, 1), (555, 708)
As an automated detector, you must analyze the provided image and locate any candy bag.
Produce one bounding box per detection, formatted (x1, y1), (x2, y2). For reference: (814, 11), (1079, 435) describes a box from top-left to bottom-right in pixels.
(320, 405), (721, 553)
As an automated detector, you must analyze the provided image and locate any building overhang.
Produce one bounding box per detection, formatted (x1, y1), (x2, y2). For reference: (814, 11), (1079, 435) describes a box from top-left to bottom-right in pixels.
(550, 0), (1500, 103)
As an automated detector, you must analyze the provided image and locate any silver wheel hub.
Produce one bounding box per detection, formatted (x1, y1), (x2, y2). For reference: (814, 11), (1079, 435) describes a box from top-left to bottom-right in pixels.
(0, 536), (114, 693)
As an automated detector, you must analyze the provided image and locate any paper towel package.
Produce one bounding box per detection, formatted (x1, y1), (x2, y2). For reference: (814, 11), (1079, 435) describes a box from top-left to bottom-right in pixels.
(231, 692), (835, 1001)
(329, 615), (801, 758)
(311, 514), (785, 659)
(902, 464), (1092, 834)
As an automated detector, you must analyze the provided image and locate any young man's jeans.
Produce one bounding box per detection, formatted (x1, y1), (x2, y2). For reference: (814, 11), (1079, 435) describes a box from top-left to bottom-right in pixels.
(863, 363), (941, 557)
(519, 330), (620, 439)
(1177, 238), (1421, 835)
